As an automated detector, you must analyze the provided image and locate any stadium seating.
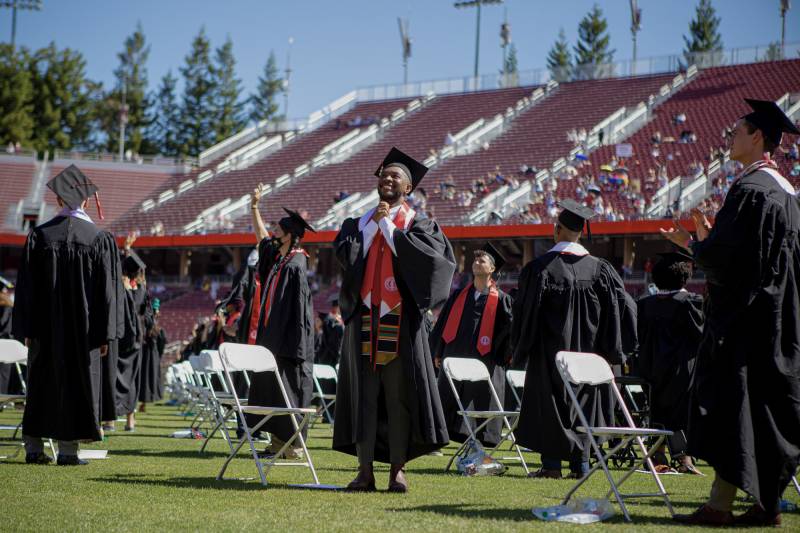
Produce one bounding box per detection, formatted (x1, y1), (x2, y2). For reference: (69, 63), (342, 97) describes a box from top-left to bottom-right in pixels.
(243, 86), (536, 228)
(110, 99), (414, 235)
(0, 156), (39, 230)
(587, 59), (800, 218)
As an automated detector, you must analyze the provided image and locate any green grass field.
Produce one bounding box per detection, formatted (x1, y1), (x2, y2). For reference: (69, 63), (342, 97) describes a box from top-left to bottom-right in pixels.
(0, 403), (796, 532)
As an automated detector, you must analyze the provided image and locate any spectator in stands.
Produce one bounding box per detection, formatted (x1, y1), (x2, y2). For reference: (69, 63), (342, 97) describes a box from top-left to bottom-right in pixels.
(493, 166), (507, 186)
(335, 190), (350, 203)
(507, 175), (520, 189)
(788, 142), (798, 161)
(456, 190), (474, 207)
(680, 130), (697, 143)
(674, 112), (687, 125)
(472, 177), (489, 196)
(651, 131), (663, 145)
(444, 132), (455, 146)
(488, 211), (503, 225)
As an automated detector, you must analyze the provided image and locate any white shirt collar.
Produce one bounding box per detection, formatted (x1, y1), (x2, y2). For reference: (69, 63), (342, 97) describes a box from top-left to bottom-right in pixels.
(57, 206), (93, 224)
(548, 241), (590, 256)
(358, 203), (414, 232)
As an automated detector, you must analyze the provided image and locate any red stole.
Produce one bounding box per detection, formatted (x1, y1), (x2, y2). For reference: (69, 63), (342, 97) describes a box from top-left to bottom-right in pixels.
(261, 248), (308, 329)
(441, 281), (499, 356)
(360, 203), (412, 316)
(246, 274), (262, 344)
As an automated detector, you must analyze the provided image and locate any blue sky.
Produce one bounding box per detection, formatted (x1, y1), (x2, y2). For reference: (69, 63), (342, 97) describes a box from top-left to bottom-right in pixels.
(3, 1), (798, 118)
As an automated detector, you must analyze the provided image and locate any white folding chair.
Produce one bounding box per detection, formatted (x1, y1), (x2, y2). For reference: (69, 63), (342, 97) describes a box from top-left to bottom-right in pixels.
(0, 340), (28, 460)
(216, 342), (319, 487)
(442, 357), (529, 474)
(555, 351), (675, 523)
(505, 369), (526, 411)
(197, 350), (251, 454)
(311, 364), (337, 426)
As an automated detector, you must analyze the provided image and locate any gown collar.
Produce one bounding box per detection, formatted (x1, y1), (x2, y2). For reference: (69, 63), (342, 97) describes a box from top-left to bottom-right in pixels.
(548, 241), (590, 256)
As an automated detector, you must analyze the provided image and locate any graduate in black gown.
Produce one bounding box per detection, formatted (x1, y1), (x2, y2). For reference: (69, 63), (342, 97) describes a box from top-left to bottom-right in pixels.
(248, 184), (316, 459)
(316, 296), (344, 368)
(111, 249), (147, 432)
(512, 199), (633, 479)
(636, 250), (703, 475)
(430, 243), (513, 447)
(333, 147), (455, 493)
(138, 297), (167, 411)
(663, 100), (800, 527)
(13, 165), (123, 465)
(0, 276), (22, 395)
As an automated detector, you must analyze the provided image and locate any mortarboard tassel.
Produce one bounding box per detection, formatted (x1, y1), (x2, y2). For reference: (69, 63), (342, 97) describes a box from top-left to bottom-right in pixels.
(95, 192), (105, 220)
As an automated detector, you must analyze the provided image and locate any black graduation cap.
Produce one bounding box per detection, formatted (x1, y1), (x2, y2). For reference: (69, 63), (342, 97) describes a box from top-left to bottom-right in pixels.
(374, 147), (428, 191)
(741, 98), (800, 146)
(657, 248), (695, 265)
(327, 293), (339, 306)
(46, 165), (104, 218)
(558, 199), (596, 241)
(0, 275), (14, 291)
(278, 207), (316, 238)
(476, 242), (506, 273)
(122, 251), (146, 276)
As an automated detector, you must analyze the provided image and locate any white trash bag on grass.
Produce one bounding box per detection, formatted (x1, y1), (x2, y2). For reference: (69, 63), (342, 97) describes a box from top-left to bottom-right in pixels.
(532, 498), (615, 524)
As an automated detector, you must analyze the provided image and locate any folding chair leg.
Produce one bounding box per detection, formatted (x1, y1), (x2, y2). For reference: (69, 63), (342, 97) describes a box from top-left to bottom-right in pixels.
(634, 435), (674, 517)
(589, 435), (633, 522)
(792, 475), (800, 496)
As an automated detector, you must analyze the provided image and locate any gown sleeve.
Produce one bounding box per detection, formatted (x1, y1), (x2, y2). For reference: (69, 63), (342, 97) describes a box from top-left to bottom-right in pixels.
(11, 229), (36, 341)
(491, 291), (514, 366)
(511, 261), (545, 368)
(392, 217), (457, 312)
(594, 260), (626, 365)
(89, 231), (124, 350)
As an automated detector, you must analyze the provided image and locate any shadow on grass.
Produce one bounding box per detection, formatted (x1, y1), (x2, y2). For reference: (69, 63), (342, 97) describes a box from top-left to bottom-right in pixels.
(90, 474), (343, 492)
(107, 449), (231, 459)
(388, 503), (681, 526)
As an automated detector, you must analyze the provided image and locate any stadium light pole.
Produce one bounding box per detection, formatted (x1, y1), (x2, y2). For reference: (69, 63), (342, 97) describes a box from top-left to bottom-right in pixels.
(0, 0), (42, 50)
(780, 1), (790, 58)
(398, 17), (411, 85)
(284, 37), (293, 119)
(454, 0), (503, 80)
(629, 0), (641, 75)
(500, 8), (510, 87)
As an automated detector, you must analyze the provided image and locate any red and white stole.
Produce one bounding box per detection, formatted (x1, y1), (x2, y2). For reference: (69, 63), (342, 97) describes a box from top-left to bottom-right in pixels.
(440, 281), (500, 356)
(261, 248), (308, 329)
(360, 202), (413, 317)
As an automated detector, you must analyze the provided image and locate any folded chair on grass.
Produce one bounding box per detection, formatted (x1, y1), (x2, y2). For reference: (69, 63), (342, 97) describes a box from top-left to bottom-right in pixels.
(216, 342), (320, 487)
(505, 369), (526, 411)
(555, 350), (675, 523)
(311, 364), (337, 427)
(442, 357), (529, 474)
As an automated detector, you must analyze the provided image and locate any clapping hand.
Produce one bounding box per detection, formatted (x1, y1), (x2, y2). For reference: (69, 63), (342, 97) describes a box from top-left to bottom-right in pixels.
(690, 208), (712, 242)
(660, 217), (693, 248)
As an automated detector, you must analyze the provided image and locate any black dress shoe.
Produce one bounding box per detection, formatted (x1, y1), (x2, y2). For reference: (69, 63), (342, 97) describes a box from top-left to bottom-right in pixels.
(25, 452), (53, 465)
(57, 455), (89, 466)
(673, 504), (734, 526)
(734, 504), (782, 527)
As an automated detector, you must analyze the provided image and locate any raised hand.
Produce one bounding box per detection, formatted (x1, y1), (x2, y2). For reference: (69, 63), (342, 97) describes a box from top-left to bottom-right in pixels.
(252, 183), (266, 207)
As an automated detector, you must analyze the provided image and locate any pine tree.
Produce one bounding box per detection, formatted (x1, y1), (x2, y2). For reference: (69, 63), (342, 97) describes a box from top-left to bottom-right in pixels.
(573, 5), (615, 80)
(147, 70), (182, 157)
(505, 43), (518, 74)
(28, 43), (96, 153)
(178, 28), (217, 157)
(0, 44), (34, 147)
(249, 51), (284, 125)
(547, 28), (573, 82)
(211, 37), (245, 143)
(97, 23), (154, 155)
(683, 0), (723, 67)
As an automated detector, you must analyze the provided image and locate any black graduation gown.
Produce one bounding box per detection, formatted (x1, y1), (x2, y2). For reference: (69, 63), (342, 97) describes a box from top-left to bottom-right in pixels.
(0, 304), (23, 395)
(687, 168), (800, 514)
(316, 314), (344, 367)
(139, 297), (166, 403)
(636, 291), (703, 431)
(115, 285), (145, 415)
(332, 215), (456, 463)
(219, 260), (258, 345)
(429, 285), (513, 446)
(246, 239), (315, 443)
(13, 215), (122, 442)
(511, 251), (629, 460)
